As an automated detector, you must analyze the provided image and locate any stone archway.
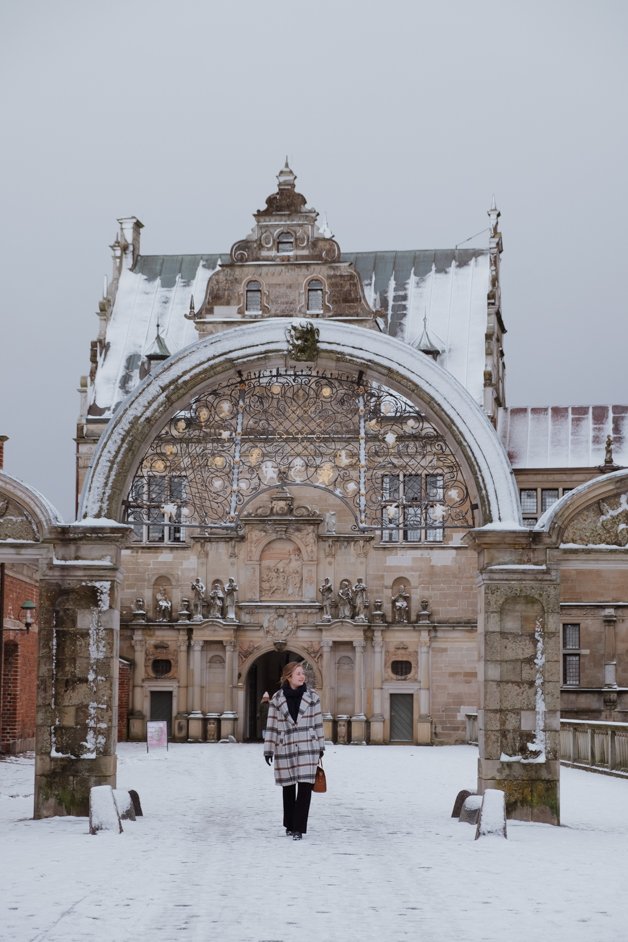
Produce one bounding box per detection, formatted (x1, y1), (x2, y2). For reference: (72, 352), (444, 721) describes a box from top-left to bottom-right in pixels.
(79, 320), (521, 526)
(241, 644), (324, 741)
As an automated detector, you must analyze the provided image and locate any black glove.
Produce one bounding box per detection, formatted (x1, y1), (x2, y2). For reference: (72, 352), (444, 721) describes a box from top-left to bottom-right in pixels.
(265, 755), (273, 766)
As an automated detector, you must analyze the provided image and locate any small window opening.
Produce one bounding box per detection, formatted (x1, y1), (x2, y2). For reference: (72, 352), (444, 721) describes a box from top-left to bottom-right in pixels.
(307, 279), (324, 313)
(277, 232), (294, 255)
(391, 660), (412, 678)
(245, 281), (262, 314)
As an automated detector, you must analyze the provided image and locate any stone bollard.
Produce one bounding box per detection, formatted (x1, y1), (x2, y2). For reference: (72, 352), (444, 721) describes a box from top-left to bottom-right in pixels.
(459, 794), (482, 825)
(89, 785), (123, 835)
(113, 789), (136, 821)
(475, 788), (508, 840)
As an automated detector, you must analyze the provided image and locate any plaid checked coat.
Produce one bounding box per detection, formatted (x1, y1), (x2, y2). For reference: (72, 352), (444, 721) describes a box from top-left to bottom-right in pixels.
(263, 686), (325, 786)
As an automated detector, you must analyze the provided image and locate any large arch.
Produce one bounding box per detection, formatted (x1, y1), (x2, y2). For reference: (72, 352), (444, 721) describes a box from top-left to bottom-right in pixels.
(79, 320), (521, 526)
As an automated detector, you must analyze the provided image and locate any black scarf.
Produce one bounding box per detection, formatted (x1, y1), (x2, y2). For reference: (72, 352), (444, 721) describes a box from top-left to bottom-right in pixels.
(282, 682), (306, 722)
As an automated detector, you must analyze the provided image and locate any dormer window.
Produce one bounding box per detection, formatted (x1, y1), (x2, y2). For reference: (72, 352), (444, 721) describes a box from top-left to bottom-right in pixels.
(277, 231), (294, 255)
(306, 279), (324, 314)
(245, 280), (262, 314)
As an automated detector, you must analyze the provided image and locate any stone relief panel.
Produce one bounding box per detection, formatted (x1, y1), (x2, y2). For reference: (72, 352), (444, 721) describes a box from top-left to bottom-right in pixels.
(260, 538), (303, 599)
(563, 493), (628, 547)
(0, 496), (38, 541)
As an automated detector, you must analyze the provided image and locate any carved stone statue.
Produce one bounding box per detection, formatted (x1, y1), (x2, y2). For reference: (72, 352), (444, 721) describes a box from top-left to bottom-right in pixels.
(337, 579), (353, 619)
(155, 588), (172, 622)
(392, 587), (410, 623)
(208, 580), (224, 618)
(320, 577), (333, 621)
(353, 578), (368, 622)
(224, 577), (238, 621)
(191, 578), (206, 619)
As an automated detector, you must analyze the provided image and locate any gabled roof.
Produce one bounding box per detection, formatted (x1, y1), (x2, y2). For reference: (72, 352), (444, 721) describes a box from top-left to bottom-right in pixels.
(88, 248), (491, 417)
(498, 405), (628, 469)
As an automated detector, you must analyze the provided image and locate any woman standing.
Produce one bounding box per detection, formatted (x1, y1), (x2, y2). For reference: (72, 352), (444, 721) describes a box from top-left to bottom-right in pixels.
(263, 662), (325, 840)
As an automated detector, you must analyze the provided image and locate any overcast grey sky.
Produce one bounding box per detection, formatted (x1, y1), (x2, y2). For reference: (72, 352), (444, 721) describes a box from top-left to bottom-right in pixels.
(1, 0), (626, 520)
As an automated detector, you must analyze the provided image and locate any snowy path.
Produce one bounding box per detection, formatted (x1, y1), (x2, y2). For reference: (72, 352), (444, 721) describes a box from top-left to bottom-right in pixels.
(0, 743), (626, 942)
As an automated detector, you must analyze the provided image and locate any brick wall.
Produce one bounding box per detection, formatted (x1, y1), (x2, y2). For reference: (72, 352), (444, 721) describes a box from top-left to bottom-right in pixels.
(1, 570), (39, 753)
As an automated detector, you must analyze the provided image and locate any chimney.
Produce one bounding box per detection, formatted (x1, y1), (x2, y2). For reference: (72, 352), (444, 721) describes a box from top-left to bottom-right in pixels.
(0, 435), (8, 470)
(117, 217), (144, 270)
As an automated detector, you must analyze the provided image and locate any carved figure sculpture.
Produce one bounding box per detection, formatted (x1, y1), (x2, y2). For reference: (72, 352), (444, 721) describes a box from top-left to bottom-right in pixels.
(392, 587), (410, 623)
(320, 577), (333, 621)
(337, 579), (353, 619)
(353, 578), (368, 621)
(191, 578), (206, 618)
(155, 588), (172, 622)
(208, 580), (224, 618)
(224, 577), (238, 620)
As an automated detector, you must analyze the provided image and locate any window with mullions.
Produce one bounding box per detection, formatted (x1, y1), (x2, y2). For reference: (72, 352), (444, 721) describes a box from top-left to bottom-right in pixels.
(562, 623), (581, 686)
(277, 231), (294, 255)
(381, 472), (444, 543)
(126, 475), (186, 543)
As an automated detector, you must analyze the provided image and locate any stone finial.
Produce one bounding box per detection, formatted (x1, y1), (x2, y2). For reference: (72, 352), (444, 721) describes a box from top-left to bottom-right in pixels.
(277, 158), (297, 190)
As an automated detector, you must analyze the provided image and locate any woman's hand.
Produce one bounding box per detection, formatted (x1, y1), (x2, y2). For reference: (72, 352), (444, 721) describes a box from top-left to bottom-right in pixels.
(265, 755), (273, 766)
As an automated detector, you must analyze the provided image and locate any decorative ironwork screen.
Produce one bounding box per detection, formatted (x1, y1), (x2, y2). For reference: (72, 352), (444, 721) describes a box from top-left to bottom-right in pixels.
(124, 368), (474, 541)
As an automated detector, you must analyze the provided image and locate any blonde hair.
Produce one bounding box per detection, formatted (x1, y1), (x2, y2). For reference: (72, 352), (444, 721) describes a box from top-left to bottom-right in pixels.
(280, 661), (303, 686)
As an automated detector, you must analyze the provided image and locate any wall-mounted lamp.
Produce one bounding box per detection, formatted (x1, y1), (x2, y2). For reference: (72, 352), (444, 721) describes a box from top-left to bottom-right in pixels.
(20, 600), (36, 631)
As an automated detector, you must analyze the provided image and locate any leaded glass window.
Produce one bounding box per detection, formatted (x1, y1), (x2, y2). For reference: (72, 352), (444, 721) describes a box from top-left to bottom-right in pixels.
(124, 369), (474, 542)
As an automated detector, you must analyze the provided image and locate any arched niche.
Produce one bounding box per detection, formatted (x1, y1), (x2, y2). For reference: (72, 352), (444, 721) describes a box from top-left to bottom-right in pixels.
(78, 321), (521, 530)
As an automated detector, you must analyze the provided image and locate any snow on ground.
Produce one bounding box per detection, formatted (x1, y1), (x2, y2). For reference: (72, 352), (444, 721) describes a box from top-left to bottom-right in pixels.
(0, 743), (625, 942)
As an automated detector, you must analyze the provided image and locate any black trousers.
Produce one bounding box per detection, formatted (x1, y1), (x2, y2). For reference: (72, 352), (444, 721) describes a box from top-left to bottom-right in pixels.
(282, 782), (313, 834)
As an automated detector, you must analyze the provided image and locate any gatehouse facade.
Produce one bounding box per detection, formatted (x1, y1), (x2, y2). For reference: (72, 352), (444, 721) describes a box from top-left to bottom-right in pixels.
(2, 164), (628, 823)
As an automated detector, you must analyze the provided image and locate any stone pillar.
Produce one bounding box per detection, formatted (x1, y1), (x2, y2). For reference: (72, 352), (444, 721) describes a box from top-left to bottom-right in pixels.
(173, 633), (189, 741)
(128, 630), (146, 741)
(416, 628), (432, 744)
(351, 638), (367, 743)
(370, 630), (385, 744)
(220, 640), (237, 739)
(465, 528), (561, 825)
(603, 607), (618, 688)
(35, 523), (129, 819)
(320, 639), (334, 741)
(187, 639), (204, 741)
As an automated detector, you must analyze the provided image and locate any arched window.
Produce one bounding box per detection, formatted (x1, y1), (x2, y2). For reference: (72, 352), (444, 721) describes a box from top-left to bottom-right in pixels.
(245, 280), (262, 314)
(306, 279), (324, 314)
(277, 232), (294, 255)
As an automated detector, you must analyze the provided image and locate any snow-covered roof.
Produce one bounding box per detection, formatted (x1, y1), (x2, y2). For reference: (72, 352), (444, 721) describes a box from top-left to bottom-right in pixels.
(499, 405), (628, 469)
(89, 248), (490, 416)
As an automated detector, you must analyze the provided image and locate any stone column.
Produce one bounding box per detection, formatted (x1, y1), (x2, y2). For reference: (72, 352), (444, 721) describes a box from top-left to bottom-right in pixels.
(35, 523), (129, 819)
(465, 528), (561, 825)
(187, 638), (204, 741)
(173, 633), (189, 741)
(370, 630), (385, 744)
(603, 607), (618, 688)
(417, 628), (432, 744)
(220, 639), (238, 739)
(320, 639), (334, 742)
(129, 630), (146, 741)
(351, 638), (367, 743)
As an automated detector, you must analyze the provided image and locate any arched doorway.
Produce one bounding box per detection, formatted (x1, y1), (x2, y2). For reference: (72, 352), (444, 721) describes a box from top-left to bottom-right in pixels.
(245, 648), (300, 741)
